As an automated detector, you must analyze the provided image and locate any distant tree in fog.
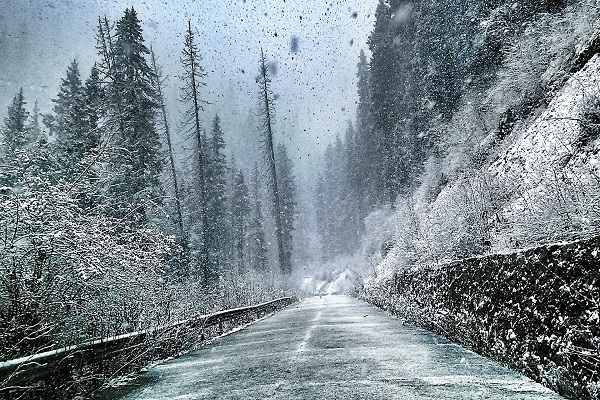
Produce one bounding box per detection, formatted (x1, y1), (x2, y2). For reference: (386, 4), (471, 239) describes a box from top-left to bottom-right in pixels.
(229, 167), (250, 272)
(206, 114), (229, 276)
(275, 144), (297, 273)
(248, 163), (268, 271)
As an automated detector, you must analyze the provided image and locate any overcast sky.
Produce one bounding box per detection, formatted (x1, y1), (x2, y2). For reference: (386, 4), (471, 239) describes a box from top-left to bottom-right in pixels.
(0, 0), (377, 175)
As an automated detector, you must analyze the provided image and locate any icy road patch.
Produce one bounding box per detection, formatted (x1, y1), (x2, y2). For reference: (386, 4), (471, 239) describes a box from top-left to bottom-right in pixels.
(97, 296), (562, 400)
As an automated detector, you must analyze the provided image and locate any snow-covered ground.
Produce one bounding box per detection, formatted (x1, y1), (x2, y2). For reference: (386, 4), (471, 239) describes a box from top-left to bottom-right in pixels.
(492, 53), (600, 190)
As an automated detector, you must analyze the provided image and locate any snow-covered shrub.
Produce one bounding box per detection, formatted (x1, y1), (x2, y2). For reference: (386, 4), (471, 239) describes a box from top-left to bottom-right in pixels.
(490, 3), (599, 111)
(371, 167), (511, 272)
(0, 146), (173, 360)
(498, 162), (600, 249)
(361, 206), (396, 262)
(433, 100), (491, 178)
(220, 267), (288, 308)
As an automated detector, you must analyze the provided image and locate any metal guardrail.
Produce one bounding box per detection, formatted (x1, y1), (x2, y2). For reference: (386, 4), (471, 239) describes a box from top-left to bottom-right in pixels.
(0, 296), (296, 393)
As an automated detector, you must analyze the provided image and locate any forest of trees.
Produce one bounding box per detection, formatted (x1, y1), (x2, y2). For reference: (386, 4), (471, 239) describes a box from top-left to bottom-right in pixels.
(0, 7), (297, 361)
(315, 0), (599, 263)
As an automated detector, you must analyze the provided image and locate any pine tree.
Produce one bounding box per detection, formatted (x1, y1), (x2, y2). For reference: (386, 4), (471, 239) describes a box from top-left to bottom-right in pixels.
(29, 100), (42, 142)
(62, 65), (105, 211)
(205, 114), (229, 276)
(0, 89), (29, 189)
(46, 60), (92, 180)
(230, 168), (250, 272)
(0, 89), (53, 191)
(105, 7), (162, 225)
(151, 49), (186, 248)
(356, 50), (372, 138)
(342, 122), (362, 252)
(315, 133), (364, 259)
(368, 0), (401, 205)
(96, 16), (115, 82)
(320, 140), (342, 259)
(353, 50), (374, 216)
(82, 65), (103, 147)
(2, 88), (29, 149)
(315, 173), (332, 260)
(48, 59), (83, 134)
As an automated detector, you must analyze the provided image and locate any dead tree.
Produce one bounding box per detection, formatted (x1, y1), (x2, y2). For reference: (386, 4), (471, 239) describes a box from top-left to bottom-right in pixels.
(150, 49), (187, 254)
(257, 49), (290, 275)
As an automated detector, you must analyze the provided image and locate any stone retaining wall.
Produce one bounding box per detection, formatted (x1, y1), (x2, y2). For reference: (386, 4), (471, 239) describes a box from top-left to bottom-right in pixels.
(363, 237), (600, 399)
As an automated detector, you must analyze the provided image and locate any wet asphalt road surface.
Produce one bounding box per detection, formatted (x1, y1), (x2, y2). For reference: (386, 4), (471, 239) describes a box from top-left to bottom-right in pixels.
(101, 295), (562, 399)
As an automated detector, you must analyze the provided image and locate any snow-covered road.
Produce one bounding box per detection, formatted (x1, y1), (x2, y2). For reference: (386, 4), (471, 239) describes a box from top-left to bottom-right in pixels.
(99, 296), (562, 399)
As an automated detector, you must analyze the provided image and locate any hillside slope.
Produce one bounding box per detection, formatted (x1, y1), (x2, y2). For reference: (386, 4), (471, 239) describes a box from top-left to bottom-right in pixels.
(363, 6), (600, 276)
(491, 51), (600, 246)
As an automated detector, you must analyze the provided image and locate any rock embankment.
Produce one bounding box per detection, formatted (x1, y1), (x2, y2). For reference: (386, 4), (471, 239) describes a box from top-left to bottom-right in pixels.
(363, 236), (600, 400)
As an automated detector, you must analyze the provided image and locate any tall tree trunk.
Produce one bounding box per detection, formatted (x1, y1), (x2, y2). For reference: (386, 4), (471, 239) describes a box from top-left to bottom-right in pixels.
(182, 20), (211, 284)
(258, 49), (290, 275)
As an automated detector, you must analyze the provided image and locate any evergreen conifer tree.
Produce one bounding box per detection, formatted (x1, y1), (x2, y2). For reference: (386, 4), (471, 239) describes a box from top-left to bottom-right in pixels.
(257, 49), (289, 274)
(2, 88), (29, 150)
(368, 0), (401, 205)
(82, 65), (103, 147)
(46, 60), (93, 180)
(29, 100), (42, 143)
(205, 115), (229, 275)
(353, 50), (374, 215)
(230, 168), (250, 272)
(179, 20), (213, 283)
(150, 49), (187, 255)
(0, 89), (53, 191)
(105, 7), (162, 225)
